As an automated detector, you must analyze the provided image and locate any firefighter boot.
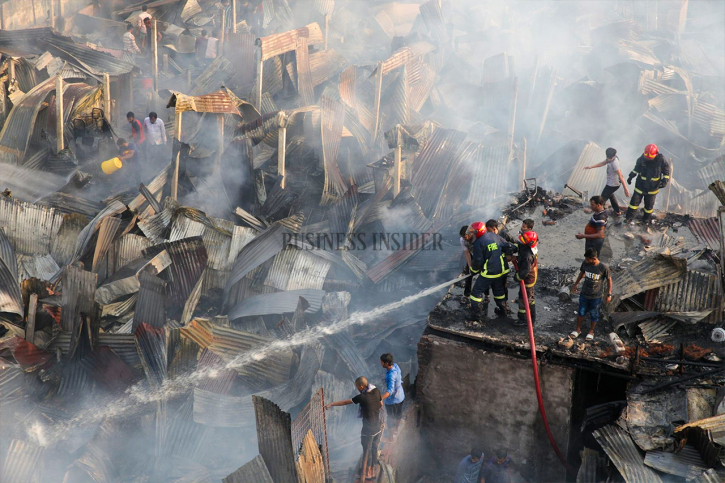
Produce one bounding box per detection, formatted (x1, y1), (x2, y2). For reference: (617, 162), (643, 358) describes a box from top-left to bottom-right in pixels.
(494, 301), (509, 318)
(470, 301), (482, 320)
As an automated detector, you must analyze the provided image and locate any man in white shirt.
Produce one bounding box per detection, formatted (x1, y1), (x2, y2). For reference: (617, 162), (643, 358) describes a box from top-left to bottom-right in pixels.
(137, 6), (152, 51)
(143, 112), (167, 163)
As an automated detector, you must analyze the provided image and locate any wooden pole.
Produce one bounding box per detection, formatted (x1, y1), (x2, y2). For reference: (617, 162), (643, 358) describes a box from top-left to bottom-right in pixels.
(128, 73), (134, 114)
(393, 124), (401, 196)
(373, 61), (383, 141)
(152, 20), (159, 92)
(103, 72), (111, 123)
(521, 137), (527, 189)
(26, 293), (38, 343)
(171, 111), (182, 200)
(255, 47), (264, 112)
(536, 68), (557, 147)
(664, 158), (674, 212)
(216, 114), (225, 172)
(9, 58), (15, 84)
(277, 111), (287, 189)
(232, 0), (237, 33)
(49, 0), (55, 28)
(220, 8), (226, 56)
(324, 14), (329, 50)
(55, 74), (64, 153)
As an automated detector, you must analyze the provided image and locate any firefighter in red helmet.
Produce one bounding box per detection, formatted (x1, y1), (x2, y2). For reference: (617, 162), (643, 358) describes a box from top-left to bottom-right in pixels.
(469, 220), (515, 320)
(515, 226), (538, 325)
(625, 144), (670, 225)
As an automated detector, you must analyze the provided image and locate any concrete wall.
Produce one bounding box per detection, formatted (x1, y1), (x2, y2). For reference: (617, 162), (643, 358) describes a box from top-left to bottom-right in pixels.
(415, 333), (574, 482)
(0, 0), (90, 30)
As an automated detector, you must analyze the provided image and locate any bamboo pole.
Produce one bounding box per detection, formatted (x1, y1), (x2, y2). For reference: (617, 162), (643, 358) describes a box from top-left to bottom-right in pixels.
(373, 61), (383, 141)
(103, 73), (111, 123)
(324, 14), (329, 50)
(393, 124), (401, 196)
(55, 74), (64, 153)
(521, 137), (527, 189)
(664, 158), (674, 213)
(172, 111), (182, 200)
(220, 8), (226, 55)
(49, 0), (55, 28)
(9, 58), (15, 84)
(152, 20), (159, 92)
(26, 294), (38, 343)
(255, 46), (264, 112)
(232, 0), (237, 33)
(278, 111), (287, 189)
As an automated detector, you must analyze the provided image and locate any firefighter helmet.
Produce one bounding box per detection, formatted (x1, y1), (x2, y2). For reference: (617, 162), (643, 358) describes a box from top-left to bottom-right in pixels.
(519, 231), (539, 248)
(644, 144), (658, 159)
(469, 221), (486, 239)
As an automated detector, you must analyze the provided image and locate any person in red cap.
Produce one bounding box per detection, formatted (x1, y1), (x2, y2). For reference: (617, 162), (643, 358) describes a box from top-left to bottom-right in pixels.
(514, 220), (538, 326)
(624, 144), (670, 225)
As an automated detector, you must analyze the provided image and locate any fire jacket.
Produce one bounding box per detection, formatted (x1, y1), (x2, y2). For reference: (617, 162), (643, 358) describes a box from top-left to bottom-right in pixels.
(471, 231), (514, 278)
(514, 244), (538, 287)
(629, 153), (670, 195)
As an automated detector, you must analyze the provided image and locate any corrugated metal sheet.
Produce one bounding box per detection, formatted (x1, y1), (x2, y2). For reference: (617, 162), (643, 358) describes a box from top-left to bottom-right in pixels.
(593, 425), (663, 483)
(339, 65), (357, 108)
(296, 37), (315, 106)
(193, 387), (254, 427)
(464, 136), (514, 208)
(226, 33), (256, 88)
(0, 227), (18, 281)
(693, 469), (722, 483)
(60, 265), (97, 333)
(419, 0), (447, 45)
(180, 318), (214, 349)
(128, 162), (173, 213)
(138, 207), (174, 244)
(133, 272), (167, 330)
(163, 417), (209, 460)
(411, 128), (467, 218)
(169, 213), (236, 272)
(223, 454), (274, 483)
(693, 101), (725, 137)
(253, 395), (300, 483)
(309, 49), (348, 87)
(260, 23), (323, 61)
(0, 336), (52, 371)
(644, 445), (711, 479)
(16, 254), (61, 282)
(0, 359), (27, 404)
(263, 249), (331, 291)
(564, 142), (607, 198)
(688, 218), (721, 251)
(618, 39), (660, 66)
(638, 319), (677, 343)
(72, 444), (117, 482)
(195, 349), (237, 395)
(228, 289), (325, 319)
(1, 439), (44, 483)
(92, 216), (122, 273)
(225, 223), (291, 295)
(313, 371), (358, 442)
(611, 255), (686, 305)
(321, 95), (347, 204)
(0, 76), (55, 165)
(70, 200), (127, 268)
(97, 333), (143, 372)
(144, 237), (208, 306)
(51, 213), (88, 267)
(654, 270), (723, 325)
(167, 90), (241, 115)
(0, 249), (23, 317)
(256, 343), (323, 412)
(0, 197), (64, 256)
(209, 325), (294, 387)
(135, 322), (167, 386)
(380, 41), (435, 76)
(675, 414), (725, 467)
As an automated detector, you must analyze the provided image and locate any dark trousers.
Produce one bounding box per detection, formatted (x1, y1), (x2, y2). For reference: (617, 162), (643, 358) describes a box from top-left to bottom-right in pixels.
(517, 284), (536, 322)
(471, 275), (506, 310)
(601, 184), (622, 213)
(463, 265), (473, 297)
(361, 431), (382, 468)
(626, 189), (657, 223)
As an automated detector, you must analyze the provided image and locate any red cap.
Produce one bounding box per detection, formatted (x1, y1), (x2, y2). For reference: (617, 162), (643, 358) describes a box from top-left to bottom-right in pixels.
(519, 231), (538, 248)
(644, 144), (658, 159)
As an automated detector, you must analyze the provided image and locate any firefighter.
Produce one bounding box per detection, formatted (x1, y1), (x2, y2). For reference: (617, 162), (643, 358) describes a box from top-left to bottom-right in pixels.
(624, 144), (670, 225)
(514, 230), (538, 326)
(470, 220), (516, 319)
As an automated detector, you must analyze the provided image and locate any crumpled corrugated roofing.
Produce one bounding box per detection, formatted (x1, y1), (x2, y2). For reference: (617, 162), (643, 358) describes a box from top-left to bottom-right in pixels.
(644, 445), (713, 479)
(167, 90), (242, 115)
(0, 439), (44, 483)
(593, 425), (663, 483)
(259, 23), (323, 61)
(228, 289), (325, 319)
(688, 218), (721, 251)
(653, 269), (722, 325)
(223, 454), (274, 483)
(610, 255), (686, 306)
(253, 395), (299, 483)
(254, 343), (324, 412)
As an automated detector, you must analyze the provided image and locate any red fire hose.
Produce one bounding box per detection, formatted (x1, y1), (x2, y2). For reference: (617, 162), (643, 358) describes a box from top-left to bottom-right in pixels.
(514, 261), (576, 477)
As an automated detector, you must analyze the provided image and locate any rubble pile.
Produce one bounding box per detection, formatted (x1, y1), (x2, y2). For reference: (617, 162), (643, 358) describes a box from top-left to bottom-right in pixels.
(0, 0), (723, 481)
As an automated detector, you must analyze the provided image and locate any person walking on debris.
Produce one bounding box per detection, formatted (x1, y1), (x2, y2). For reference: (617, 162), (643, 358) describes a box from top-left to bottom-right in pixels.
(117, 138), (141, 185)
(144, 112), (167, 162)
(624, 144), (670, 225)
(470, 220), (515, 320)
(126, 112), (145, 161)
(584, 147), (630, 215)
(571, 248), (612, 341)
(480, 448), (514, 483)
(379, 353), (404, 439)
(137, 5), (151, 51)
(514, 221), (538, 326)
(460, 225), (474, 305)
(326, 376), (383, 481)
(575, 196), (607, 258)
(123, 23), (141, 61)
(454, 447), (484, 483)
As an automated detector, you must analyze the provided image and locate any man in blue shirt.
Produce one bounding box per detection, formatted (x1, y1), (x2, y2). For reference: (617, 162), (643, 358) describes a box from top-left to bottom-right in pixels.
(380, 353), (405, 436)
(454, 447), (484, 483)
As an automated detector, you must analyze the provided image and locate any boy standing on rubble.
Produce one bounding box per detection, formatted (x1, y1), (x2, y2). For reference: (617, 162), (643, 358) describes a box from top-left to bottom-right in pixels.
(575, 196), (607, 259)
(326, 377), (382, 480)
(514, 220), (538, 326)
(460, 225), (474, 305)
(380, 353), (404, 439)
(571, 248), (612, 341)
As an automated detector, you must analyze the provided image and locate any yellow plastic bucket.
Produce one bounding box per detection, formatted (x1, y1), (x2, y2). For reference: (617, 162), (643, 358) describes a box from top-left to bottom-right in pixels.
(101, 157), (123, 175)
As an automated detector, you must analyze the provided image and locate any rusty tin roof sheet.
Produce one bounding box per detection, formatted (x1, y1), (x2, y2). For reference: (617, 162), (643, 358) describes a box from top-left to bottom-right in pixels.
(167, 90), (242, 115)
(688, 218), (721, 251)
(260, 23), (323, 61)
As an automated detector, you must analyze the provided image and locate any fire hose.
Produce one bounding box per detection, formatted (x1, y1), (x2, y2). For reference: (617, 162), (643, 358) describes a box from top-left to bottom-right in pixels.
(513, 260), (576, 477)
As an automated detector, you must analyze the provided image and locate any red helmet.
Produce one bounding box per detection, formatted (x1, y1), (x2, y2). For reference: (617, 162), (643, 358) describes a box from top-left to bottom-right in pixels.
(644, 144), (658, 159)
(519, 231), (538, 248)
(469, 221), (486, 239)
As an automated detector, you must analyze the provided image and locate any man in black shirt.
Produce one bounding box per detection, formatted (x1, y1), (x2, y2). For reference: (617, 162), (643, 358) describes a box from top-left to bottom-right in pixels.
(570, 248), (612, 341)
(326, 376), (383, 480)
(576, 196), (608, 258)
